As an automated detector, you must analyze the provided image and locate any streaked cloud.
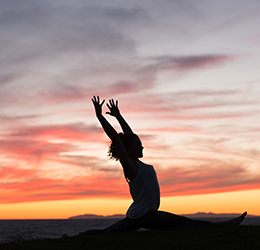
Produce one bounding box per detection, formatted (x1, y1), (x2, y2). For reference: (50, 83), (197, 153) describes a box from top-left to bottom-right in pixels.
(159, 161), (260, 196)
(147, 54), (233, 72)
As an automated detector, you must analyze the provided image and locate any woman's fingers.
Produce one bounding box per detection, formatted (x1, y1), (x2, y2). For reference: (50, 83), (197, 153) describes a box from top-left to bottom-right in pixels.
(92, 96), (105, 105)
(108, 99), (118, 107)
(92, 96), (117, 109)
(91, 96), (96, 104)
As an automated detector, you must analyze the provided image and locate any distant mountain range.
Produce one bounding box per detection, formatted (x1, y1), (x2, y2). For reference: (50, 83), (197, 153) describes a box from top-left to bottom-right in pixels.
(68, 212), (256, 219)
(68, 214), (125, 219)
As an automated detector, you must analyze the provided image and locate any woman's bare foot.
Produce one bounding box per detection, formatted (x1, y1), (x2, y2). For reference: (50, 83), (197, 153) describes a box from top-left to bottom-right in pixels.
(210, 212), (247, 227)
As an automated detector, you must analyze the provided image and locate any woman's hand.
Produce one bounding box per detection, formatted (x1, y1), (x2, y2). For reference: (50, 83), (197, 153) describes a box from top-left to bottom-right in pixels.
(91, 96), (105, 117)
(106, 99), (120, 117)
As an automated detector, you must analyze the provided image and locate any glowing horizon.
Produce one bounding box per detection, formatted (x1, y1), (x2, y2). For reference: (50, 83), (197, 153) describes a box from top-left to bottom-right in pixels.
(1, 0), (260, 219)
(1, 189), (259, 220)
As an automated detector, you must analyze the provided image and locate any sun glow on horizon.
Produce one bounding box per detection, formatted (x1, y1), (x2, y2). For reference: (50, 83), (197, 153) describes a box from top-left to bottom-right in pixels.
(1, 189), (259, 220)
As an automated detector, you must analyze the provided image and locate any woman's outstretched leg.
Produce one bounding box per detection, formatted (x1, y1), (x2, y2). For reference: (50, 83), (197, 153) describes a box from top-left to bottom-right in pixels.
(138, 210), (211, 229)
(210, 211), (247, 227)
(137, 210), (247, 230)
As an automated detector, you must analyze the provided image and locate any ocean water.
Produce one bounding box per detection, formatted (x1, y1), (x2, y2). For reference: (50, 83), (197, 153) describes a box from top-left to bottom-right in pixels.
(0, 216), (259, 243)
(0, 219), (121, 243)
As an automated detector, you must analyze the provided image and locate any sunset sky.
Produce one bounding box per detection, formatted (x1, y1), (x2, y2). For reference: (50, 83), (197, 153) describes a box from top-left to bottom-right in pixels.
(1, 0), (260, 219)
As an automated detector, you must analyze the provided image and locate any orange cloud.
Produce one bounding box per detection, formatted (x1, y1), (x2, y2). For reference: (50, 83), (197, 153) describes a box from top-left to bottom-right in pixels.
(0, 165), (128, 204)
(1, 153), (260, 205)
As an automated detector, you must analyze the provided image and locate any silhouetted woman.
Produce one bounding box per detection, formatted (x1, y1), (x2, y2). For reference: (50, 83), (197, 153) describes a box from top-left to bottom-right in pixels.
(78, 96), (246, 235)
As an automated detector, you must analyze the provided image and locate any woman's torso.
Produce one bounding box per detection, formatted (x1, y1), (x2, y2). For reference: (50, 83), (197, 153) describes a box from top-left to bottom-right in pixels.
(126, 160), (160, 219)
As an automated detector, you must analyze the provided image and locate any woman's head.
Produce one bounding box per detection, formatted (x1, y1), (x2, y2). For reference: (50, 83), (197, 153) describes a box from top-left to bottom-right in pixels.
(108, 133), (144, 161)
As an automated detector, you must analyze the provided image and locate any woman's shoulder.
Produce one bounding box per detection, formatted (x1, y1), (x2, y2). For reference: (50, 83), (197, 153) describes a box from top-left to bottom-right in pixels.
(137, 160), (153, 168)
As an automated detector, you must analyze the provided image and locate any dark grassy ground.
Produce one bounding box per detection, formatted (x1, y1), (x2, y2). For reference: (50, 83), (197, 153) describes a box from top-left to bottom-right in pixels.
(1, 226), (260, 250)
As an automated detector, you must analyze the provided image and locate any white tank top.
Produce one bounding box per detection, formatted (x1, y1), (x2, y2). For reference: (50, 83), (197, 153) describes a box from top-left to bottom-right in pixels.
(126, 160), (160, 219)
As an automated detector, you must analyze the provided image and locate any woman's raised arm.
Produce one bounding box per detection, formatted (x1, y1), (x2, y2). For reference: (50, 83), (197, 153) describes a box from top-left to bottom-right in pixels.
(91, 96), (118, 141)
(106, 99), (133, 134)
(91, 96), (137, 180)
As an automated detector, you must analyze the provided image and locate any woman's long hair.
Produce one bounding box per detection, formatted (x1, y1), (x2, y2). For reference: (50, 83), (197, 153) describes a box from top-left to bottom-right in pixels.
(108, 133), (139, 161)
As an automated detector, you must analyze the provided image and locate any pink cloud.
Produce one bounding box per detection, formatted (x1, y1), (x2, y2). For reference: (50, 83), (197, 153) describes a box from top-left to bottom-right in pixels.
(158, 162), (260, 197)
(9, 123), (103, 142)
(138, 126), (200, 134)
(0, 139), (75, 161)
(0, 123), (106, 162)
